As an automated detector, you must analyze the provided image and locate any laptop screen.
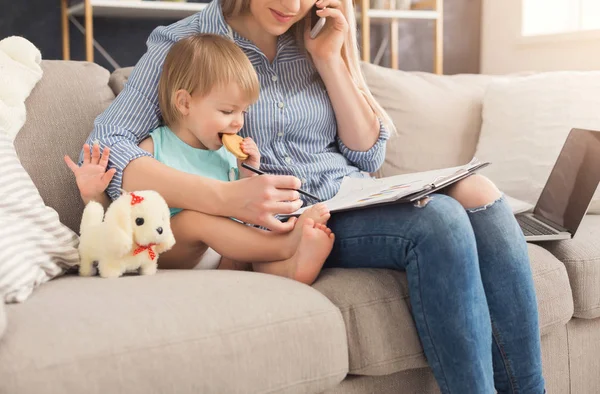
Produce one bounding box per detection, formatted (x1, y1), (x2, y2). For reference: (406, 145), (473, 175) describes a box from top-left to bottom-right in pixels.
(534, 128), (600, 234)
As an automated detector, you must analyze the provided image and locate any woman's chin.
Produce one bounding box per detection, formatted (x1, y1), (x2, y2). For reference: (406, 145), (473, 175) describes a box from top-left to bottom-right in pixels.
(262, 20), (294, 36)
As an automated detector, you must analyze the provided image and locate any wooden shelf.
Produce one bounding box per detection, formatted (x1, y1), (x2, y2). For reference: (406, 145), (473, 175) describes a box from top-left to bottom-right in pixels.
(61, 0), (210, 65)
(366, 9), (439, 20)
(358, 0), (443, 73)
(68, 0), (208, 19)
(358, 8), (440, 25)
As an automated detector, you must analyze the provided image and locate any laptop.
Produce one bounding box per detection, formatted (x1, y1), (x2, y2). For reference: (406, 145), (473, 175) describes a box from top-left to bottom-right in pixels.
(515, 128), (600, 242)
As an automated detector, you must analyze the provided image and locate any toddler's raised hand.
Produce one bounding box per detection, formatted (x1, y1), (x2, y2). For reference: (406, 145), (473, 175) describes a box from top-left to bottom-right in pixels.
(64, 143), (116, 204)
(239, 137), (261, 178)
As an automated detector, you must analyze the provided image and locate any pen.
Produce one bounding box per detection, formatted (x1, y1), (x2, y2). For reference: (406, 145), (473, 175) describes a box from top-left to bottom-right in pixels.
(241, 162), (321, 201)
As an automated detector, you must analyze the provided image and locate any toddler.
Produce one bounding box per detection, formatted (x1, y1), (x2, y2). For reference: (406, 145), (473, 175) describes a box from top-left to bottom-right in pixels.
(65, 34), (334, 285)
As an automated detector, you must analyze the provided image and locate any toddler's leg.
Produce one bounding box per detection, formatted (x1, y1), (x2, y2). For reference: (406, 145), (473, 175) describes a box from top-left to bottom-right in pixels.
(158, 218), (210, 270)
(159, 206), (326, 270)
(159, 211), (292, 270)
(217, 257), (252, 271)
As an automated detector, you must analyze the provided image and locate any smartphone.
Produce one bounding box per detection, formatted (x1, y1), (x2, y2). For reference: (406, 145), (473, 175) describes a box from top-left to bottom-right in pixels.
(309, 4), (326, 39)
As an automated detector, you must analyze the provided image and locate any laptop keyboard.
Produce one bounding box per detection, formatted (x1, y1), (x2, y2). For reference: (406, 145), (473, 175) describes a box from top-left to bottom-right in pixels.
(516, 215), (559, 236)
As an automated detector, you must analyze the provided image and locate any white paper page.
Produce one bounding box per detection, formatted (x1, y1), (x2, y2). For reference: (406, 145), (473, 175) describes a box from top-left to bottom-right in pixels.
(281, 161), (484, 217)
(325, 177), (425, 211)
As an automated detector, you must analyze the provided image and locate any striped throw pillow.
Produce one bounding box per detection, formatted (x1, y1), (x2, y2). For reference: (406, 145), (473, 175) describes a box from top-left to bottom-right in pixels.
(0, 131), (80, 303)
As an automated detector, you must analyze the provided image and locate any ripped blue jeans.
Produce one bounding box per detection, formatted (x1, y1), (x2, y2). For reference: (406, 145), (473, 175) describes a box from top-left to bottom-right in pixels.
(325, 193), (545, 394)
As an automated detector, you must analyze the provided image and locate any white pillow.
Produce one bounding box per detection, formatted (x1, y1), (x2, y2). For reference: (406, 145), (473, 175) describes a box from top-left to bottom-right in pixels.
(0, 131), (80, 303)
(0, 36), (43, 142)
(475, 71), (600, 214)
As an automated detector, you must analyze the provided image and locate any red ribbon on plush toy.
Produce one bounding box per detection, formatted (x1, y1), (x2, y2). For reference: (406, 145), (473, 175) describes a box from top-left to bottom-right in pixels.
(133, 243), (157, 260)
(130, 192), (144, 205)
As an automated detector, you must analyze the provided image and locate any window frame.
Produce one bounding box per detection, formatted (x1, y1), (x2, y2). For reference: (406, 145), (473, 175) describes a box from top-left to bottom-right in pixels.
(521, 0), (600, 39)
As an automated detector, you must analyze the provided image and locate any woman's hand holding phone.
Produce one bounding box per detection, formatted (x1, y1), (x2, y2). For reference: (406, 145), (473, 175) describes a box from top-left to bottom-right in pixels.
(304, 0), (349, 64)
(309, 5), (327, 38)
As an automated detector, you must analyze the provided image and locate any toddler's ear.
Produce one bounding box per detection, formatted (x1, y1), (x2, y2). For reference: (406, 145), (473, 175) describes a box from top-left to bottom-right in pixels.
(174, 89), (192, 116)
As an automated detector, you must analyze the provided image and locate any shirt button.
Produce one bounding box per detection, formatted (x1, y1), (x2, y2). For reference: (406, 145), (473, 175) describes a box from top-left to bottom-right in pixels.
(277, 132), (283, 137)
(271, 75), (278, 82)
(301, 178), (307, 184)
(285, 157), (292, 164)
(278, 102), (284, 109)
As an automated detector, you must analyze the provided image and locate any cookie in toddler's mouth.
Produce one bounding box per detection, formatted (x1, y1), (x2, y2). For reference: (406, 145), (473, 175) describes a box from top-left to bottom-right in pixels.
(221, 134), (248, 160)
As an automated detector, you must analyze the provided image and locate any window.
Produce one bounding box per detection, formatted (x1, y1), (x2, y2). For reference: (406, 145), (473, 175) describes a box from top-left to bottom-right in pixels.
(522, 0), (600, 36)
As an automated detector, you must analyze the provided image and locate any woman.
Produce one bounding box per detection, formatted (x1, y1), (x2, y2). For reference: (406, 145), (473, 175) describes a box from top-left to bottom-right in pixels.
(83, 0), (545, 392)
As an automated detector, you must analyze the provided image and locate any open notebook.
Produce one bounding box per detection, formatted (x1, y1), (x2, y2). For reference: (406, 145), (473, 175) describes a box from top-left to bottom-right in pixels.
(280, 159), (491, 218)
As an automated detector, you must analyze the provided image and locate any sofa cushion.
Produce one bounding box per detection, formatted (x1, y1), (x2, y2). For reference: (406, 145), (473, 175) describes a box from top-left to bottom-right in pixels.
(360, 62), (498, 178)
(541, 216), (600, 319)
(13, 60), (115, 234)
(108, 66), (132, 96)
(0, 36), (43, 142)
(0, 270), (348, 394)
(313, 243), (573, 376)
(474, 71), (600, 214)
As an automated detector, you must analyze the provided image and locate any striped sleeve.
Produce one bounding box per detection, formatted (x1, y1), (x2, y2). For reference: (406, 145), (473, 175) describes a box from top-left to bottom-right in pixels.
(80, 21), (188, 200)
(336, 118), (390, 174)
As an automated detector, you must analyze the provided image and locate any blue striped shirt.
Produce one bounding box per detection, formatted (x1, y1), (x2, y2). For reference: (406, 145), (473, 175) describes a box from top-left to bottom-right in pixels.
(83, 0), (389, 203)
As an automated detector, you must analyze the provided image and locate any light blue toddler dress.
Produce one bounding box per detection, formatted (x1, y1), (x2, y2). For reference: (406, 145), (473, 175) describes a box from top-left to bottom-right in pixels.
(150, 125), (239, 217)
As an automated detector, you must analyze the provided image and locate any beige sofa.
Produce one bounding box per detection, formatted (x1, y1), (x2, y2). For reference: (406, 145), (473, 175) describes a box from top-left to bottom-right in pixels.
(0, 59), (599, 393)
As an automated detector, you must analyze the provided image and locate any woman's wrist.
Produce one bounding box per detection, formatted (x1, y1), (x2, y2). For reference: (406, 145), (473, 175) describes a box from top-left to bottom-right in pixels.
(211, 179), (235, 217)
(312, 54), (346, 77)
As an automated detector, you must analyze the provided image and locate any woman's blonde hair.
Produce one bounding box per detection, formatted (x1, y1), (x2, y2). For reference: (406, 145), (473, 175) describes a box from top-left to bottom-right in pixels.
(158, 33), (260, 126)
(221, 0), (396, 134)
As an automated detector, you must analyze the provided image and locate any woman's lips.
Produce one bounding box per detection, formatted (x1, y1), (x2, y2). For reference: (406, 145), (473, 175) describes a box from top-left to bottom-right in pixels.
(270, 9), (294, 23)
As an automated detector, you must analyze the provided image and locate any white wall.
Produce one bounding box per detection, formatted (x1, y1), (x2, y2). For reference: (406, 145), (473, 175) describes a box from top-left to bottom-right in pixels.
(481, 0), (600, 74)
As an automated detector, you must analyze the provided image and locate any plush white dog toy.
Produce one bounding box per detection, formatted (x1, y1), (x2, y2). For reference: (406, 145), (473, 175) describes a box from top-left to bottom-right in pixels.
(78, 190), (176, 278)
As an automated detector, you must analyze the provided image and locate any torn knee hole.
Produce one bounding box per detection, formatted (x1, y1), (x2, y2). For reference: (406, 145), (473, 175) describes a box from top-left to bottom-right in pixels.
(413, 196), (432, 208)
(466, 195), (504, 213)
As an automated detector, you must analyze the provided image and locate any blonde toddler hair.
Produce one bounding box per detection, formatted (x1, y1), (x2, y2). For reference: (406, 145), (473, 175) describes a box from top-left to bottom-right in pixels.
(221, 0), (396, 134)
(158, 33), (260, 127)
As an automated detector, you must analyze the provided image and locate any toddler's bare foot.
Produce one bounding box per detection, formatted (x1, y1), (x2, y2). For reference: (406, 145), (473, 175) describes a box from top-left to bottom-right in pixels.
(284, 219), (335, 285)
(300, 203), (330, 225)
(286, 203), (330, 252)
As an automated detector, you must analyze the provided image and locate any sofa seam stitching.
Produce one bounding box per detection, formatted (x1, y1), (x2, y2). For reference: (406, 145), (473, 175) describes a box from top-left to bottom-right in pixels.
(531, 266), (564, 279)
(261, 369), (348, 393)
(349, 352), (426, 373)
(566, 324), (573, 394)
(573, 305), (600, 316)
(553, 256), (600, 264)
(335, 295), (410, 312)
